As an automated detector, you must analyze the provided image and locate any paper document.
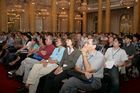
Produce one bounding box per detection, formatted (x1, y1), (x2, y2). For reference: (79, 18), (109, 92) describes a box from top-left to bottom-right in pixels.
(105, 61), (115, 69)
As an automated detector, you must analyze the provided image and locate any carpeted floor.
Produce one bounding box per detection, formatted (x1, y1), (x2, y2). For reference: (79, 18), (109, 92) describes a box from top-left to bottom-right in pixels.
(0, 64), (140, 93)
(0, 64), (20, 93)
(120, 78), (140, 93)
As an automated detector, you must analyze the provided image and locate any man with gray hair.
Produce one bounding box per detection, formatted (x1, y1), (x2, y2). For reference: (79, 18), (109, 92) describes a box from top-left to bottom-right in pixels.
(59, 38), (105, 93)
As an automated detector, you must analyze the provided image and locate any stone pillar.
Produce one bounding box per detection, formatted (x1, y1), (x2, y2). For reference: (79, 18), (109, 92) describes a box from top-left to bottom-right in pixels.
(61, 18), (68, 32)
(82, 0), (87, 33)
(0, 0), (7, 33)
(69, 0), (74, 32)
(98, 0), (103, 33)
(105, 0), (111, 33)
(29, 0), (36, 32)
(23, 3), (29, 32)
(51, 0), (57, 32)
(134, 0), (140, 34)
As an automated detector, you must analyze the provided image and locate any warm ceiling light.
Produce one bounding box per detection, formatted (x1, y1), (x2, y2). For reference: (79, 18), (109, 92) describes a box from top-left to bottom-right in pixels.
(31, 2), (35, 5)
(120, 0), (138, 9)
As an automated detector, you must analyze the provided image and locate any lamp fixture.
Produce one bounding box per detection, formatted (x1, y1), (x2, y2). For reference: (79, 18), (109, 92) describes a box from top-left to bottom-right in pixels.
(120, 0), (138, 9)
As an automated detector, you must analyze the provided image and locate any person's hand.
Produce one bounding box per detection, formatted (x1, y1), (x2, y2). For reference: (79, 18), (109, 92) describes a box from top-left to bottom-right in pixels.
(84, 72), (92, 79)
(54, 67), (63, 75)
(81, 47), (88, 56)
(40, 50), (47, 56)
(41, 59), (48, 67)
(50, 60), (57, 64)
(17, 49), (21, 53)
(42, 62), (48, 67)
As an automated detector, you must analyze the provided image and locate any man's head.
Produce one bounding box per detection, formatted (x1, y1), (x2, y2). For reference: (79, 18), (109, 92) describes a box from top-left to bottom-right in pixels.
(124, 35), (132, 44)
(113, 37), (123, 48)
(83, 38), (97, 52)
(55, 37), (66, 47)
(45, 35), (53, 45)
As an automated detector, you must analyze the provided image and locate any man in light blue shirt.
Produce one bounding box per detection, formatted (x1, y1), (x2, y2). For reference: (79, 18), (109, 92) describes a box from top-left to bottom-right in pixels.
(60, 38), (104, 93)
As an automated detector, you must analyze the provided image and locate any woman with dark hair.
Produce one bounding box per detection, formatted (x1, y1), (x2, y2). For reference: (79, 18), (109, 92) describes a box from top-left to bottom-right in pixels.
(104, 37), (128, 93)
(36, 36), (81, 93)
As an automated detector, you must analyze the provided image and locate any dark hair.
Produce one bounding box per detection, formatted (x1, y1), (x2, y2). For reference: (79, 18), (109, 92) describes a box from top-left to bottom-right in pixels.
(40, 36), (46, 45)
(67, 36), (77, 48)
(0, 45), (2, 51)
(115, 37), (123, 48)
(56, 37), (66, 47)
(92, 38), (98, 45)
(32, 38), (39, 45)
(23, 33), (32, 42)
(36, 32), (40, 36)
(125, 35), (133, 40)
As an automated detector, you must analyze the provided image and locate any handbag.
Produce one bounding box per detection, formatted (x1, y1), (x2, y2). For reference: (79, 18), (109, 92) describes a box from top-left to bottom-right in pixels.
(67, 70), (94, 83)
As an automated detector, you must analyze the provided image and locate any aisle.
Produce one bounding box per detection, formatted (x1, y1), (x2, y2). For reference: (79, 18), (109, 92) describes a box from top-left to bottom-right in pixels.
(0, 64), (19, 93)
(0, 63), (140, 93)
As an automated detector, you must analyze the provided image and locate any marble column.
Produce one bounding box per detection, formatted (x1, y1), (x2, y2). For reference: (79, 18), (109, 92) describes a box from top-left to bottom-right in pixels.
(61, 18), (68, 32)
(0, 0), (7, 33)
(69, 0), (74, 32)
(29, 0), (36, 32)
(23, 3), (29, 32)
(105, 0), (111, 33)
(51, 0), (57, 32)
(134, 0), (140, 34)
(82, 0), (87, 33)
(98, 0), (103, 33)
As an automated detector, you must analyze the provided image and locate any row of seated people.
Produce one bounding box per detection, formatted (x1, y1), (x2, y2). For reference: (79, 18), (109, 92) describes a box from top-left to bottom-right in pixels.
(0, 32), (140, 93)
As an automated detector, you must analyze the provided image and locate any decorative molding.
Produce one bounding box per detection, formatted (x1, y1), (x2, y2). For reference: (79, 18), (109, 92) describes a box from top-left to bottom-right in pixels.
(88, 1), (126, 12)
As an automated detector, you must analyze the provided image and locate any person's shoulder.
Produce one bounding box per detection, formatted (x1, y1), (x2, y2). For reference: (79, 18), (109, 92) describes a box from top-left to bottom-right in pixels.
(77, 49), (81, 53)
(51, 44), (55, 48)
(74, 48), (81, 55)
(119, 48), (126, 53)
(96, 51), (104, 57)
(108, 47), (113, 50)
(130, 43), (136, 48)
(61, 47), (66, 50)
(106, 47), (113, 52)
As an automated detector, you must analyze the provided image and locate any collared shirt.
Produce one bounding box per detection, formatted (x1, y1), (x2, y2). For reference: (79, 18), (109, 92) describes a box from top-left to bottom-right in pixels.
(26, 41), (32, 50)
(67, 47), (74, 55)
(33, 43), (39, 50)
(76, 51), (104, 78)
(50, 47), (65, 63)
(105, 47), (128, 66)
(7, 37), (14, 47)
(37, 44), (55, 59)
